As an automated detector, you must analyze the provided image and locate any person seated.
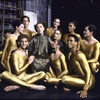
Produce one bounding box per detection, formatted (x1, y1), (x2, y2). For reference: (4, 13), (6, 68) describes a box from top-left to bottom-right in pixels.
(63, 20), (81, 45)
(51, 29), (65, 53)
(80, 24), (100, 73)
(21, 15), (36, 41)
(1, 21), (24, 73)
(63, 21), (81, 67)
(45, 41), (68, 86)
(27, 22), (52, 73)
(46, 18), (61, 38)
(1, 34), (46, 92)
(5, 15), (36, 42)
(61, 34), (95, 98)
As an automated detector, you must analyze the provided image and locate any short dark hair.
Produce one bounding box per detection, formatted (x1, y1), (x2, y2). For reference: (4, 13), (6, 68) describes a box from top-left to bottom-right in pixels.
(17, 34), (29, 42)
(69, 20), (77, 27)
(86, 24), (96, 35)
(12, 20), (23, 30)
(68, 34), (78, 42)
(21, 16), (30, 22)
(34, 22), (46, 32)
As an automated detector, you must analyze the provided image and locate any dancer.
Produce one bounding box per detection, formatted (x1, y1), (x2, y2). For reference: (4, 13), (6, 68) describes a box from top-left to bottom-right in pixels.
(80, 25), (100, 73)
(1, 34), (46, 92)
(61, 34), (95, 98)
(1, 21), (24, 72)
(45, 40), (68, 85)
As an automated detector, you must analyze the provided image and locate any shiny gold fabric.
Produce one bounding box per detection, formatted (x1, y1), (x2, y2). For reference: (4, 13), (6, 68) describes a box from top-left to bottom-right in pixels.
(61, 51), (95, 90)
(1, 36), (18, 72)
(1, 52), (45, 88)
(23, 29), (36, 41)
(46, 27), (53, 37)
(80, 40), (100, 72)
(45, 54), (68, 84)
(63, 33), (81, 66)
(0, 51), (2, 58)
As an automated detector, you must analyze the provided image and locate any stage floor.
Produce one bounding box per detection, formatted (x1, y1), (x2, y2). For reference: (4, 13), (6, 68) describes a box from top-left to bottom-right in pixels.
(0, 72), (100, 100)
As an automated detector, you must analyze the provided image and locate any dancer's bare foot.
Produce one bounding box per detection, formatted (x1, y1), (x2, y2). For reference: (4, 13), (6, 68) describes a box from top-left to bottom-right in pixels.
(31, 85), (46, 90)
(4, 85), (20, 92)
(63, 87), (71, 91)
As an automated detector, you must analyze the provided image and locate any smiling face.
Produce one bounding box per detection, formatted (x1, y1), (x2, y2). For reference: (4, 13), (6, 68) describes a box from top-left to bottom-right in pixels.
(22, 17), (30, 28)
(67, 36), (77, 49)
(68, 22), (76, 33)
(36, 23), (45, 35)
(53, 18), (60, 28)
(83, 26), (92, 38)
(16, 24), (24, 34)
(19, 38), (28, 50)
(53, 30), (61, 40)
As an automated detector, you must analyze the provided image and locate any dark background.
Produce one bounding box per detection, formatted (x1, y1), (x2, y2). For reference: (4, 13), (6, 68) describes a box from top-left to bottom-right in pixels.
(51, 0), (100, 41)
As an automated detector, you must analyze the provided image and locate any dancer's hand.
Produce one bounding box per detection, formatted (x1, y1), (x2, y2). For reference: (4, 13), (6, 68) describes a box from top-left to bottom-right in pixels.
(5, 33), (11, 38)
(77, 89), (87, 98)
(1, 62), (6, 68)
(28, 55), (35, 64)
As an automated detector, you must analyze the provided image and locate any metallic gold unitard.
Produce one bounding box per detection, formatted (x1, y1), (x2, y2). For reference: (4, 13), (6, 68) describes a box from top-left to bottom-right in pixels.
(61, 51), (95, 90)
(63, 33), (81, 67)
(0, 51), (2, 58)
(45, 54), (68, 84)
(80, 40), (100, 73)
(46, 28), (62, 39)
(1, 36), (18, 72)
(1, 52), (45, 88)
(23, 29), (36, 41)
(46, 27), (53, 37)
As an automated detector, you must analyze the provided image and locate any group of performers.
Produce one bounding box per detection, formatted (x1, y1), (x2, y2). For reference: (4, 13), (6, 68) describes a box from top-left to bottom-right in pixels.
(0, 16), (100, 98)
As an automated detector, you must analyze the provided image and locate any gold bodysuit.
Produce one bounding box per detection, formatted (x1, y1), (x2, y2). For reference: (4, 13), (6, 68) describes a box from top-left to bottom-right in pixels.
(80, 40), (100, 73)
(1, 36), (18, 72)
(61, 51), (95, 90)
(0, 51), (2, 58)
(46, 27), (62, 40)
(45, 54), (68, 84)
(46, 27), (53, 37)
(1, 52), (45, 88)
(23, 29), (36, 41)
(63, 33), (81, 67)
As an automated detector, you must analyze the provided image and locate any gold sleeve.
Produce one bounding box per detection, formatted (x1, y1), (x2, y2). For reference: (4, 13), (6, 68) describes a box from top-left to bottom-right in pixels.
(1, 37), (9, 64)
(31, 31), (36, 37)
(12, 53), (30, 76)
(88, 42), (99, 63)
(57, 54), (68, 78)
(62, 34), (68, 43)
(46, 28), (52, 37)
(77, 53), (91, 90)
(49, 66), (56, 77)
